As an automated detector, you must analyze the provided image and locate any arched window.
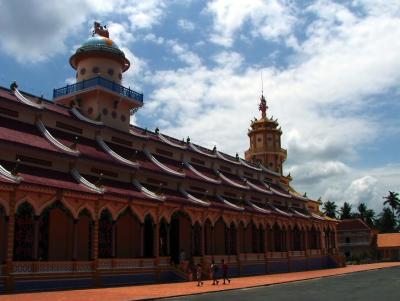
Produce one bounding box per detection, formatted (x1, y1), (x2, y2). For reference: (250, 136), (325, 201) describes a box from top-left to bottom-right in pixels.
(0, 206), (7, 262)
(143, 214), (154, 258)
(13, 202), (35, 261)
(98, 209), (113, 258)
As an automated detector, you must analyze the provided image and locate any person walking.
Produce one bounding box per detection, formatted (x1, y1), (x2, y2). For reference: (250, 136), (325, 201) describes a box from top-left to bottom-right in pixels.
(210, 260), (219, 285)
(221, 259), (231, 284)
(196, 264), (204, 286)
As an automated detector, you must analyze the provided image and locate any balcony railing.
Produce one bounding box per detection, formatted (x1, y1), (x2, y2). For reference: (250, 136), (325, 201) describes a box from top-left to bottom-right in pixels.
(53, 76), (143, 103)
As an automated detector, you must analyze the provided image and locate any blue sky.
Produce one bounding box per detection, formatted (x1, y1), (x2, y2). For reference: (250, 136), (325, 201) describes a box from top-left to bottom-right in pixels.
(0, 0), (399, 211)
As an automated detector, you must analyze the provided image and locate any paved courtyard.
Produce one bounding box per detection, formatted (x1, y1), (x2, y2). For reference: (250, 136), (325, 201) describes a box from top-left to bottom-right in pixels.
(0, 262), (399, 301)
(164, 266), (400, 301)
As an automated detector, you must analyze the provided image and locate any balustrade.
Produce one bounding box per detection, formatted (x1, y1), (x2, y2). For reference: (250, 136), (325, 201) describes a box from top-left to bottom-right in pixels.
(309, 249), (321, 255)
(289, 250), (305, 257)
(53, 76), (143, 103)
(158, 256), (171, 266)
(267, 251), (287, 259)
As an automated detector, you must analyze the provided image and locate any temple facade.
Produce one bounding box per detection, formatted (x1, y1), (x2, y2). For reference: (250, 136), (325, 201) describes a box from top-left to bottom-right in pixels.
(0, 23), (339, 293)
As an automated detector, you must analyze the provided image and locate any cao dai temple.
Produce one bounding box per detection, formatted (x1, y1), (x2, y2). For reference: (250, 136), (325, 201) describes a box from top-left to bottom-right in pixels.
(0, 23), (340, 292)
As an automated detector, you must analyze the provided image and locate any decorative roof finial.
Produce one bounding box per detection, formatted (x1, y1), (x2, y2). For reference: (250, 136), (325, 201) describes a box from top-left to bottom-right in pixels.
(259, 94), (268, 119)
(93, 21), (109, 38)
(10, 81), (18, 92)
(259, 72), (268, 119)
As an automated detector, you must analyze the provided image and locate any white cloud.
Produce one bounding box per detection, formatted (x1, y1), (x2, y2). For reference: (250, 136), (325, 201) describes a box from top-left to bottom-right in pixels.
(122, 0), (166, 30)
(321, 163), (400, 212)
(143, 33), (165, 44)
(166, 40), (202, 67)
(288, 161), (350, 185)
(212, 51), (244, 70)
(177, 19), (195, 32)
(138, 0), (400, 207)
(0, 0), (166, 63)
(205, 0), (297, 47)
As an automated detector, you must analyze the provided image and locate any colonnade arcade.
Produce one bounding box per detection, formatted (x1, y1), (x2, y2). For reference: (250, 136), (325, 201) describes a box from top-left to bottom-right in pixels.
(0, 193), (337, 265)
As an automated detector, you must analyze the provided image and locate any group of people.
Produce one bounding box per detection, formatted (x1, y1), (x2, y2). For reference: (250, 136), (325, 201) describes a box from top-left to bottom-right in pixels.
(196, 259), (231, 287)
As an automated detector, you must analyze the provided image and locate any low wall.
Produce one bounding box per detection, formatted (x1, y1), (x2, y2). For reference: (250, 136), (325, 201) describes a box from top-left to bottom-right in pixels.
(1, 255), (339, 293)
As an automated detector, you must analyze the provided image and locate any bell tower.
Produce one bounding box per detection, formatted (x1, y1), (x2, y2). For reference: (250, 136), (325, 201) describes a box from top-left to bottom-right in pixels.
(53, 22), (143, 131)
(245, 94), (287, 174)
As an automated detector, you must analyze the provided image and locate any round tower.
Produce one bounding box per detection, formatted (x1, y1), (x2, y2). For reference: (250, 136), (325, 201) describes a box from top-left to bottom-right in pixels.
(54, 22), (142, 131)
(244, 94), (287, 174)
(70, 23), (130, 84)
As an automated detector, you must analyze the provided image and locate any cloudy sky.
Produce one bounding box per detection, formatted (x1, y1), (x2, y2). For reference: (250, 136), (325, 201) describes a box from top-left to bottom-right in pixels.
(0, 0), (399, 211)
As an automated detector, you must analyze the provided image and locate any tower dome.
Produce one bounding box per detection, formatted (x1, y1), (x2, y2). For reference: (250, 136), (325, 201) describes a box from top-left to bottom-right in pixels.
(70, 35), (130, 72)
(53, 22), (143, 132)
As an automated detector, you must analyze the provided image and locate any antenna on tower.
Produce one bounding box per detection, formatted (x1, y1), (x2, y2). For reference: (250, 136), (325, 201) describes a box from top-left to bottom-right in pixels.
(260, 71), (264, 96)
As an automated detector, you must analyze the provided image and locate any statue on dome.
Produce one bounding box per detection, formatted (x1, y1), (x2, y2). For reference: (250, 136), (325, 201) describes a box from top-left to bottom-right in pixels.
(259, 94), (268, 119)
(92, 21), (109, 38)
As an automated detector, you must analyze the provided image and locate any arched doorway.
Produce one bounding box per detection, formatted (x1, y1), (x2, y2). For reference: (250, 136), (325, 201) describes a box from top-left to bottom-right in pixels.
(273, 223), (283, 252)
(13, 202), (35, 261)
(308, 226), (319, 250)
(238, 221), (246, 253)
(170, 211), (191, 264)
(159, 218), (169, 256)
(229, 222), (237, 255)
(293, 225), (301, 251)
(251, 222), (262, 253)
(204, 219), (212, 255)
(192, 222), (201, 256)
(115, 208), (140, 258)
(265, 224), (272, 252)
(143, 214), (154, 258)
(0, 206), (7, 263)
(259, 225), (265, 253)
(214, 218), (226, 255)
(41, 201), (74, 261)
(98, 209), (113, 258)
(76, 209), (93, 260)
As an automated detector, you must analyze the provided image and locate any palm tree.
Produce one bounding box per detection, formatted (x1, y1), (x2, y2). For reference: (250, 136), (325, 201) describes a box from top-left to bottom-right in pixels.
(376, 207), (397, 233)
(383, 191), (400, 214)
(355, 202), (376, 227)
(323, 200), (337, 219)
(364, 209), (376, 227)
(357, 203), (367, 219)
(339, 202), (353, 219)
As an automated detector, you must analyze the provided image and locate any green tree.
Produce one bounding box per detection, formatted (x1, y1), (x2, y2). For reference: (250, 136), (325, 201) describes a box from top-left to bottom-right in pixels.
(383, 191), (400, 214)
(376, 207), (397, 233)
(356, 203), (375, 226)
(339, 202), (353, 219)
(323, 200), (337, 219)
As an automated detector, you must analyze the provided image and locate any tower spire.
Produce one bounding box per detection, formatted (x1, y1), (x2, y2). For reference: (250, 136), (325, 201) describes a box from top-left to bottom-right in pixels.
(259, 72), (268, 119)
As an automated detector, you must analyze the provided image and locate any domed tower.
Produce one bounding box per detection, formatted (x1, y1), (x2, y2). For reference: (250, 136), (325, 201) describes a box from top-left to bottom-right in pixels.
(245, 94), (287, 174)
(53, 22), (143, 131)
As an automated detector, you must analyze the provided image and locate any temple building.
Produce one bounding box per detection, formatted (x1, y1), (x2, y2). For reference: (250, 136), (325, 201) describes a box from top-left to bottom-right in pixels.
(0, 23), (339, 293)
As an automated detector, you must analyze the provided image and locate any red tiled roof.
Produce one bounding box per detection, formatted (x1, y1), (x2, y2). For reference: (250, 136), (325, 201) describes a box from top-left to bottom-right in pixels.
(337, 218), (372, 231)
(0, 119), (64, 154)
(7, 163), (92, 193)
(0, 86), (308, 214)
(190, 163), (219, 180)
(377, 233), (400, 248)
(0, 88), (70, 117)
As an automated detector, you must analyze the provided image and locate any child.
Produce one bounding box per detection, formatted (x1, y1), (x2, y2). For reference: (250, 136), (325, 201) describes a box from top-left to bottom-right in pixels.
(210, 260), (219, 285)
(221, 259), (231, 284)
(196, 264), (203, 286)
